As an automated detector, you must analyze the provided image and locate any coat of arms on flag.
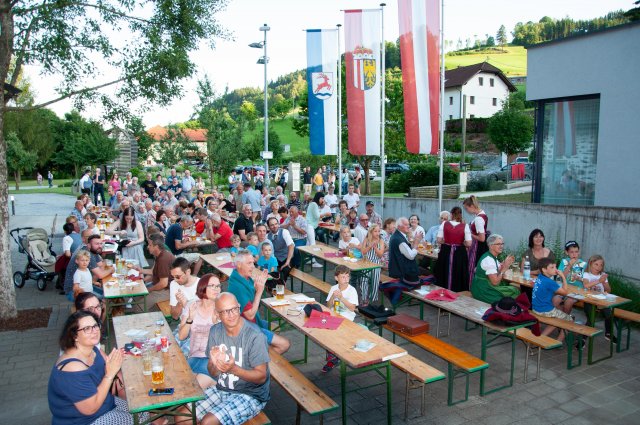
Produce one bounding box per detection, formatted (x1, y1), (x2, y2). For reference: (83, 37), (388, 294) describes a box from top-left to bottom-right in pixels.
(352, 46), (376, 90)
(311, 72), (333, 100)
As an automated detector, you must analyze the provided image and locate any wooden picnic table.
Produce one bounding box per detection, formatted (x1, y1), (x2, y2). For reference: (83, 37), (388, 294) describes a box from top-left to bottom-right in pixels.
(201, 252), (236, 277)
(416, 247), (438, 261)
(261, 294), (407, 425)
(404, 286), (535, 396)
(504, 273), (631, 364)
(102, 275), (148, 350)
(297, 241), (381, 282)
(112, 312), (204, 425)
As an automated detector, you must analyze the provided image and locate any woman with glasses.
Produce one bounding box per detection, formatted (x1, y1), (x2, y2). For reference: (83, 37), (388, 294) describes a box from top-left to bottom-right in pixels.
(106, 206), (148, 267)
(48, 310), (154, 425)
(470, 234), (520, 304)
(75, 292), (105, 324)
(177, 274), (222, 388)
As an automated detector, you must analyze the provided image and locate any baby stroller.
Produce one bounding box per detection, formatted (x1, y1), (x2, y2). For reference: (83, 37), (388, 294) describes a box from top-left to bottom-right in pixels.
(11, 227), (58, 291)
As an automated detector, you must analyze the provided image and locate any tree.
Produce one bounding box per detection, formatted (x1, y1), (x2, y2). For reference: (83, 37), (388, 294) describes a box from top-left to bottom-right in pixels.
(291, 90), (309, 138)
(239, 101), (258, 131)
(126, 116), (154, 167)
(487, 109), (534, 156)
(269, 93), (291, 120)
(497, 25), (508, 50)
(204, 108), (241, 187)
(0, 0), (230, 319)
(152, 126), (197, 169)
(485, 36), (495, 47)
(6, 132), (37, 190)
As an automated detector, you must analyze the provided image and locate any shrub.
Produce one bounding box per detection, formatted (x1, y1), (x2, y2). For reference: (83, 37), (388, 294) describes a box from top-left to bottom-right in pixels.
(386, 163), (457, 193)
(466, 175), (506, 192)
(446, 118), (489, 133)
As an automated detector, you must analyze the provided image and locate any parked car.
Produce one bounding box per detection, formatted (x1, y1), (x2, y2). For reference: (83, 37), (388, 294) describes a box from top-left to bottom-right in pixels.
(488, 163), (533, 182)
(384, 163), (409, 177)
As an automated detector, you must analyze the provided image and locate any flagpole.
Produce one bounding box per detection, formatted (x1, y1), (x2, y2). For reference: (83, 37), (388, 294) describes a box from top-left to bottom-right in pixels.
(337, 24), (343, 198)
(380, 3), (386, 212)
(437, 0), (445, 212)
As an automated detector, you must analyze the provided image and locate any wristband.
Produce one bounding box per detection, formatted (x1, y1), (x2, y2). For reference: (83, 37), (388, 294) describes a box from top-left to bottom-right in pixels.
(186, 319), (193, 324)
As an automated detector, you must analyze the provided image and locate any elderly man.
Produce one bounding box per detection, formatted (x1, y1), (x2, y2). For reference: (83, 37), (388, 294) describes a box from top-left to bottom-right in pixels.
(275, 185), (287, 203)
(354, 213), (369, 243)
(127, 176), (140, 197)
(181, 169), (196, 200)
(70, 200), (87, 231)
(385, 217), (424, 304)
(110, 190), (124, 214)
(147, 200), (162, 228)
(229, 251), (290, 354)
(79, 169), (92, 195)
(207, 213), (233, 251)
(281, 206), (309, 268)
(233, 204), (254, 242)
(342, 184), (360, 210)
(286, 192), (301, 209)
(194, 292), (271, 425)
(165, 189), (179, 211)
(301, 192), (311, 212)
(137, 233), (175, 305)
(63, 234), (114, 301)
(165, 215), (204, 276)
(425, 211), (451, 245)
(267, 217), (295, 281)
(365, 200), (382, 227)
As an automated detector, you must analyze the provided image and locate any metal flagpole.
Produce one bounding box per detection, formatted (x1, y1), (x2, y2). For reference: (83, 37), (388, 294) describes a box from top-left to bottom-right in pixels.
(380, 3), (386, 212)
(437, 0), (445, 212)
(337, 24), (343, 197)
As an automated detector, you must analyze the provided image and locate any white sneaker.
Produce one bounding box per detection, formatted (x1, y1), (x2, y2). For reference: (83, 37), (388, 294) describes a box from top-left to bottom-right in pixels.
(312, 261), (323, 268)
(125, 303), (132, 309)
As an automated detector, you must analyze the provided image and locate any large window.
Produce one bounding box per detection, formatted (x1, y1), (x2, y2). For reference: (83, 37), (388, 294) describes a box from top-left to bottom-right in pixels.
(536, 96), (600, 205)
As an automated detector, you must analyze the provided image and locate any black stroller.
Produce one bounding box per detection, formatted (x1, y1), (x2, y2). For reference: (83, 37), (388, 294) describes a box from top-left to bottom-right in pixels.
(11, 226), (58, 291)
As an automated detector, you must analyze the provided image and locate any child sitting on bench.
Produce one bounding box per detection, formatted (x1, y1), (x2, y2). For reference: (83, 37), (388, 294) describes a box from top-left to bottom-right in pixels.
(532, 257), (573, 342)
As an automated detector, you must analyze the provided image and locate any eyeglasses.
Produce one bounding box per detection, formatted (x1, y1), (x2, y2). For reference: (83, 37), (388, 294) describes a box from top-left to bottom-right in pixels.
(83, 304), (102, 312)
(77, 323), (101, 335)
(217, 306), (240, 317)
(492, 242), (505, 246)
(207, 284), (222, 289)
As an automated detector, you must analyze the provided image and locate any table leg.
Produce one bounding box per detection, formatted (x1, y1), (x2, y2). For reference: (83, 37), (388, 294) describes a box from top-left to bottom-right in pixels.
(134, 412), (139, 425)
(143, 295), (147, 312)
(588, 307), (614, 365)
(322, 259), (327, 282)
(191, 401), (197, 425)
(386, 362), (392, 425)
(479, 326), (487, 395)
(340, 361), (347, 425)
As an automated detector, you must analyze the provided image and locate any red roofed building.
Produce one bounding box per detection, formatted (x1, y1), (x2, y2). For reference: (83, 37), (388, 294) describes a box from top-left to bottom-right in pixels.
(145, 125), (208, 166)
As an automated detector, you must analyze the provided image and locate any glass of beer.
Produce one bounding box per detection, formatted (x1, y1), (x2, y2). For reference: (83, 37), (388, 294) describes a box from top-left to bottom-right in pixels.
(142, 343), (152, 376)
(151, 356), (164, 385)
(276, 284), (285, 300)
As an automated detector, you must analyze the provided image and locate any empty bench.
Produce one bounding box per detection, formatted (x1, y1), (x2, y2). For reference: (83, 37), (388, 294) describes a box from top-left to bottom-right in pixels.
(156, 300), (172, 320)
(515, 328), (562, 383)
(381, 324), (488, 405)
(614, 309), (640, 352)
(389, 354), (445, 419)
(268, 347), (338, 424)
(289, 268), (332, 297)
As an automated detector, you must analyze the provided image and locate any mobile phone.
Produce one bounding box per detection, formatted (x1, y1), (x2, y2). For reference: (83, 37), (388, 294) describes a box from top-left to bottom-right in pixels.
(149, 388), (174, 396)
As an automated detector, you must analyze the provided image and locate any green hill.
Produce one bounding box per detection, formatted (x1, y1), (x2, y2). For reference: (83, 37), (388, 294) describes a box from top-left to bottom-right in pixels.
(445, 46), (527, 76)
(241, 117), (308, 158)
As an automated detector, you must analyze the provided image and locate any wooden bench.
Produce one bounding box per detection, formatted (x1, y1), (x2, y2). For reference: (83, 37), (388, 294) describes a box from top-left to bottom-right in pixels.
(515, 328), (562, 383)
(382, 325), (488, 405)
(532, 313), (602, 369)
(289, 268), (332, 296)
(243, 411), (271, 425)
(389, 354), (445, 419)
(409, 184), (460, 199)
(268, 347), (338, 424)
(614, 309), (640, 352)
(156, 300), (172, 320)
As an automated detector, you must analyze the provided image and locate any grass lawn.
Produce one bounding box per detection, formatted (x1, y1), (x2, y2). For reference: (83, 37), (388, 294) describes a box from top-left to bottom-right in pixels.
(473, 192), (531, 203)
(8, 179), (75, 195)
(9, 187), (76, 196)
(445, 46), (527, 76)
(242, 117), (309, 157)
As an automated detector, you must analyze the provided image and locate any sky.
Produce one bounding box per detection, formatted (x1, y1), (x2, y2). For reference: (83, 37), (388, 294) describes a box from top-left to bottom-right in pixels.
(22, 0), (632, 128)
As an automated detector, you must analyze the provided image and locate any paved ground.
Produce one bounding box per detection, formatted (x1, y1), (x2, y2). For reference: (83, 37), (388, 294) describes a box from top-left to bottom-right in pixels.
(1, 194), (639, 425)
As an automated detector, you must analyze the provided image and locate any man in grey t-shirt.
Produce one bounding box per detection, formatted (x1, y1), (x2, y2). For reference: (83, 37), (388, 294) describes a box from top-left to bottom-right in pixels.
(195, 292), (270, 425)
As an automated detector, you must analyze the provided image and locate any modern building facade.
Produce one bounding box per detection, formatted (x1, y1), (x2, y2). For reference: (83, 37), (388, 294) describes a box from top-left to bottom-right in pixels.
(527, 22), (640, 208)
(444, 62), (516, 121)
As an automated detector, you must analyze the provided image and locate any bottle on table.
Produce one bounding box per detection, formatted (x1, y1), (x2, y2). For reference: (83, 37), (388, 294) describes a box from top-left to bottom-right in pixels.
(523, 256), (531, 280)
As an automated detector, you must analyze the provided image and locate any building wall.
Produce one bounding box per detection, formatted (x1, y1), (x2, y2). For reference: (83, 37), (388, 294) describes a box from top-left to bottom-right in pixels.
(527, 23), (640, 208)
(359, 196), (640, 282)
(444, 72), (511, 120)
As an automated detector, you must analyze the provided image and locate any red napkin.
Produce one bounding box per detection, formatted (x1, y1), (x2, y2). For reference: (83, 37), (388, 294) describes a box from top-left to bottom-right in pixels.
(323, 252), (341, 258)
(218, 262), (236, 269)
(304, 309), (344, 330)
(319, 222), (334, 227)
(425, 288), (459, 302)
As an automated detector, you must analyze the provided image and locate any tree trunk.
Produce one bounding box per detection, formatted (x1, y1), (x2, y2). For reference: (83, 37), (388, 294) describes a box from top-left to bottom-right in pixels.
(14, 170), (20, 190)
(0, 0), (18, 319)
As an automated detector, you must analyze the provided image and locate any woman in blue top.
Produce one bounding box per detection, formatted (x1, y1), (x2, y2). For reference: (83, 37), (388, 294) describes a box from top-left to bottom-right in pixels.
(48, 311), (154, 425)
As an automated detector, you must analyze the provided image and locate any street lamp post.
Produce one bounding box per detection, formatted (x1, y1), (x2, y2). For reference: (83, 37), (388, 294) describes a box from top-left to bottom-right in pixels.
(250, 24), (271, 186)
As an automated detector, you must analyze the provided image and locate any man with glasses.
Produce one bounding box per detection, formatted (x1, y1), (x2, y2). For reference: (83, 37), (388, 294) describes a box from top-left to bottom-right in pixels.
(169, 257), (200, 320)
(354, 213), (369, 243)
(194, 292), (270, 425)
(228, 250), (290, 354)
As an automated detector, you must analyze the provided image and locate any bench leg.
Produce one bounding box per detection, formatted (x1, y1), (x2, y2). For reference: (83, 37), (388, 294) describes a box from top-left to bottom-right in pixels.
(447, 363), (471, 406)
(616, 318), (631, 353)
(522, 343), (542, 384)
(565, 331), (582, 369)
(295, 405), (301, 425)
(404, 374), (410, 420)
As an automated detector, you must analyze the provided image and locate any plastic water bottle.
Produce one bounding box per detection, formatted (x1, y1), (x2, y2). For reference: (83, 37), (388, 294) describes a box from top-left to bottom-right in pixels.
(523, 256), (531, 280)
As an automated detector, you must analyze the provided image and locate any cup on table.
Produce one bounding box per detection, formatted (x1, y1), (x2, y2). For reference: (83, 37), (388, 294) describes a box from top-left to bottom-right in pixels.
(151, 356), (164, 385)
(276, 284), (285, 300)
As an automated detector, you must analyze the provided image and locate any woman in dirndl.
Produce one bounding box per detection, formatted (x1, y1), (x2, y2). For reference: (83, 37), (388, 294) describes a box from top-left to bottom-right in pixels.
(463, 195), (489, 283)
(434, 207), (471, 292)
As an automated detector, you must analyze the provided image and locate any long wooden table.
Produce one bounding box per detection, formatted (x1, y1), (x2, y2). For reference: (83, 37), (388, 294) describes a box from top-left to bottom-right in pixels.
(297, 241), (382, 283)
(201, 253), (236, 277)
(261, 294), (407, 425)
(112, 312), (204, 425)
(405, 286), (535, 396)
(103, 276), (148, 349)
(505, 274), (631, 364)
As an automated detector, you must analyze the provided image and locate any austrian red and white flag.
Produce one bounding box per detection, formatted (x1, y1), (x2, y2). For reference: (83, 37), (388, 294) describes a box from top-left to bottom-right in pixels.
(344, 9), (382, 156)
(398, 0), (440, 154)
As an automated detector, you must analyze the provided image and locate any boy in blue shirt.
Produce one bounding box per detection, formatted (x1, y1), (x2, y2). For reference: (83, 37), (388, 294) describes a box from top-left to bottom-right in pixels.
(257, 243), (278, 273)
(532, 257), (573, 342)
(246, 232), (260, 260)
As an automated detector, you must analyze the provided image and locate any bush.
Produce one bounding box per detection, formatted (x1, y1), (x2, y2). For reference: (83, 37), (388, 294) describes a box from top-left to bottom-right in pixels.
(386, 163), (457, 193)
(58, 181), (74, 188)
(444, 136), (462, 152)
(466, 175), (506, 192)
(446, 118), (489, 133)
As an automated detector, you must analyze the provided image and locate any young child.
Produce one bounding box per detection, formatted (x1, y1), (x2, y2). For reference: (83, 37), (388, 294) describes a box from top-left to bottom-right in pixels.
(338, 226), (361, 258)
(72, 250), (94, 299)
(257, 243), (278, 273)
(323, 265), (359, 372)
(582, 255), (616, 343)
(531, 257), (573, 342)
(246, 232), (259, 258)
(229, 234), (241, 254)
(556, 240), (587, 315)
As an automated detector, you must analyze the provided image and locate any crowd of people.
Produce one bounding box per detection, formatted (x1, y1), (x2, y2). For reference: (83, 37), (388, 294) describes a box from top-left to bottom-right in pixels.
(47, 166), (619, 424)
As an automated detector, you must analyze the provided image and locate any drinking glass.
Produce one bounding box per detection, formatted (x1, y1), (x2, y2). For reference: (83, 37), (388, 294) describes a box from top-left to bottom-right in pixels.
(276, 284), (285, 300)
(151, 356), (164, 385)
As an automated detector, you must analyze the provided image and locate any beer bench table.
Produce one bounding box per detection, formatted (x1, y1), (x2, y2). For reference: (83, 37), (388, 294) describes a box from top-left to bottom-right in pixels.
(112, 312), (204, 425)
(404, 288), (535, 396)
(201, 253), (236, 278)
(506, 274), (631, 364)
(103, 277), (148, 350)
(297, 242), (381, 284)
(261, 294), (409, 425)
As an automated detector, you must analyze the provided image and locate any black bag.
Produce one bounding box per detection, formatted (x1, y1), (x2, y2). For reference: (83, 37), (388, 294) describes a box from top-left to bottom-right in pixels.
(116, 239), (131, 253)
(357, 304), (395, 325)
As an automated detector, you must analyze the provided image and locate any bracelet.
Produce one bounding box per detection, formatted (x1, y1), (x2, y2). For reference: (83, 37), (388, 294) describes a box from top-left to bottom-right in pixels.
(186, 319), (193, 324)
